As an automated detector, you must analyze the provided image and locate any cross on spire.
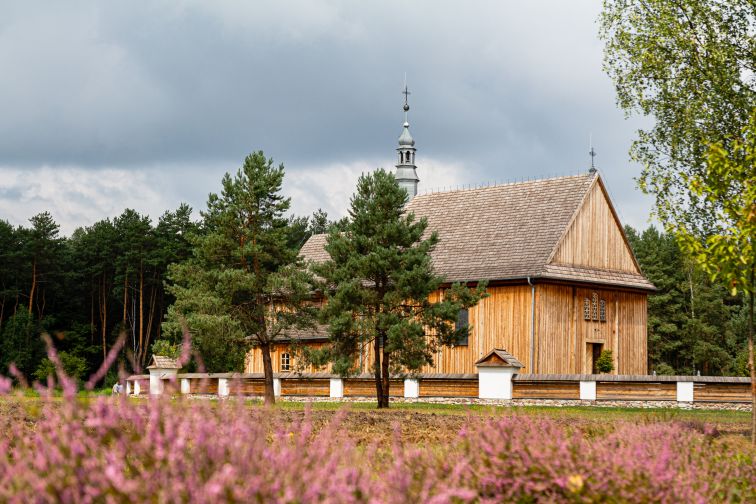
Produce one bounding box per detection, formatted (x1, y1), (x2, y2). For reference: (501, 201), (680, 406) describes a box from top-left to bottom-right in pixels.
(589, 146), (597, 173)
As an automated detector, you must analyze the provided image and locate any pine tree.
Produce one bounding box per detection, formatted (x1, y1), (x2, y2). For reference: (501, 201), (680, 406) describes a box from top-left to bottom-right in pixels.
(313, 169), (486, 408)
(164, 152), (315, 404)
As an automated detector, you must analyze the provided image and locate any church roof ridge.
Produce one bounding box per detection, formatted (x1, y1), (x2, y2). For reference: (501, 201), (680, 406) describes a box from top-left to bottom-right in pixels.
(415, 171), (596, 198)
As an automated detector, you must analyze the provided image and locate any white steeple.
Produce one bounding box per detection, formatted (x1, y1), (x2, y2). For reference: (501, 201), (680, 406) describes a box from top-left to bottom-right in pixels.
(395, 82), (419, 199)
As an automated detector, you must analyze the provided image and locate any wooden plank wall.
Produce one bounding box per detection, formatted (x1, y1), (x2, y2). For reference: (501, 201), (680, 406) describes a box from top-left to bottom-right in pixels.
(512, 380), (580, 400)
(245, 342), (329, 374)
(419, 379), (478, 398)
(280, 378), (330, 396)
(536, 285), (647, 375)
(596, 381), (675, 401)
(419, 285), (533, 374)
(229, 378), (266, 396)
(694, 383), (751, 403)
(344, 379), (403, 397)
(550, 180), (639, 273)
(188, 378), (218, 394)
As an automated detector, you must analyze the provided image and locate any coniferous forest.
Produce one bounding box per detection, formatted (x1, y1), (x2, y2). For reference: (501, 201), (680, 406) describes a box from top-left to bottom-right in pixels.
(0, 202), (750, 385)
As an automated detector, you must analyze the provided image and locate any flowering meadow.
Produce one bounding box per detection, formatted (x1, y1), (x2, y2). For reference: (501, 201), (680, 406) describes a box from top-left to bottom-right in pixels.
(0, 391), (754, 504)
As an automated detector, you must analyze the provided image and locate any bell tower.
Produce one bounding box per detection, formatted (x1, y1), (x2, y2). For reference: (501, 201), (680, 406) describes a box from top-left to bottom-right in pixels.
(395, 83), (419, 199)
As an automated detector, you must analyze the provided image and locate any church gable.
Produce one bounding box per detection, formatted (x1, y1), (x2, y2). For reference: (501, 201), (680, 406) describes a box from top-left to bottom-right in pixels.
(548, 177), (640, 274)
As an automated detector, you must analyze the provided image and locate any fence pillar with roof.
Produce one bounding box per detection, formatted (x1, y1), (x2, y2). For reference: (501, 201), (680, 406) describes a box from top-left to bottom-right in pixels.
(476, 348), (524, 400)
(146, 355), (181, 396)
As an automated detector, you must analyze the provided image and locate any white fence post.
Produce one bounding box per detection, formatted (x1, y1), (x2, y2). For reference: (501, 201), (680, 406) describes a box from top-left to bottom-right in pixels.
(404, 378), (420, 398)
(180, 378), (190, 394)
(478, 368), (515, 400)
(330, 378), (344, 398)
(677, 381), (694, 402)
(273, 378), (282, 397)
(579, 381), (596, 401)
(218, 378), (230, 397)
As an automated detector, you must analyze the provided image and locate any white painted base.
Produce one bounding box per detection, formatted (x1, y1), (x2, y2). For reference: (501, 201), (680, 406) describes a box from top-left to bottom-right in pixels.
(404, 378), (419, 398)
(180, 378), (190, 394)
(149, 374), (162, 396)
(677, 381), (694, 402)
(218, 378), (229, 397)
(273, 378), (281, 397)
(330, 378), (344, 398)
(133, 381), (140, 395)
(579, 381), (596, 401)
(478, 368), (515, 399)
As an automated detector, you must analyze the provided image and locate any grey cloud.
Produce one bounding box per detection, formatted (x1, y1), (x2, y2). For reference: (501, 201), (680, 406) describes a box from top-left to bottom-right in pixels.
(0, 1), (656, 231)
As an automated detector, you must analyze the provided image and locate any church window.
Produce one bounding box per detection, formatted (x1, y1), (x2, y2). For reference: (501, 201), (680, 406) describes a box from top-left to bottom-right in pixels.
(281, 352), (290, 371)
(583, 298), (591, 320)
(455, 308), (469, 345)
(591, 293), (599, 321)
(599, 299), (607, 322)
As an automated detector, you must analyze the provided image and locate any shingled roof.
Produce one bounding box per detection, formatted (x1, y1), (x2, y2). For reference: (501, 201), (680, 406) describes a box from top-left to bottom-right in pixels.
(300, 173), (654, 291)
(147, 355), (181, 369)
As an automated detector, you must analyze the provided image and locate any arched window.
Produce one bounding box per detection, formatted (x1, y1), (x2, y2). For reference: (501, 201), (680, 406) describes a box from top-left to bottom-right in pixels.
(281, 352), (291, 371)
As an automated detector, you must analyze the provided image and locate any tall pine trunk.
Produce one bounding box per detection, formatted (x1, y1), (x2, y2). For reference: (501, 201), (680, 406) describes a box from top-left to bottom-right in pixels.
(261, 342), (275, 405)
(374, 333), (385, 408)
(28, 259), (36, 316)
(380, 348), (390, 408)
(138, 264), (145, 367)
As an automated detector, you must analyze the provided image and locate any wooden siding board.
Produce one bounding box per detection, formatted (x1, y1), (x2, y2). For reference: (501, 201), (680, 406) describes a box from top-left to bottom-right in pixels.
(419, 379), (478, 398)
(280, 378), (330, 396)
(596, 382), (675, 400)
(512, 381), (580, 399)
(344, 379), (403, 397)
(551, 181), (640, 274)
(694, 383), (750, 403)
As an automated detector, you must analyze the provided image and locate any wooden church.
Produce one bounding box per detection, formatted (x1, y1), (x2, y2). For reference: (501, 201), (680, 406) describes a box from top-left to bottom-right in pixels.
(246, 93), (654, 377)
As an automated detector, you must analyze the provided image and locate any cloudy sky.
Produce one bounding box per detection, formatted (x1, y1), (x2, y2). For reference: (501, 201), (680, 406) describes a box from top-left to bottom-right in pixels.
(0, 1), (655, 235)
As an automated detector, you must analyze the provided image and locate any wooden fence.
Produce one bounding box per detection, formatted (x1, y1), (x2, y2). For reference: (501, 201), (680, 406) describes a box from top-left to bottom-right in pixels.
(126, 371), (751, 404)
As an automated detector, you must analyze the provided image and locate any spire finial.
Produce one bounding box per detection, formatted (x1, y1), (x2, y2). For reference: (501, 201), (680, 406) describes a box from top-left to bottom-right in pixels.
(402, 74), (410, 122)
(589, 133), (597, 173)
(395, 76), (418, 199)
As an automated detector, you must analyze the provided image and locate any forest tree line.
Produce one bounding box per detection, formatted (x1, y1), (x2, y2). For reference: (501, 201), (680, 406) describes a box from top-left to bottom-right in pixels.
(0, 204), (339, 385)
(0, 202), (751, 384)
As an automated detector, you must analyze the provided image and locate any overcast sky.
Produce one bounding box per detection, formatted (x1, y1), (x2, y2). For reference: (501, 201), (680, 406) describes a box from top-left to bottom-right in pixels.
(0, 0), (655, 235)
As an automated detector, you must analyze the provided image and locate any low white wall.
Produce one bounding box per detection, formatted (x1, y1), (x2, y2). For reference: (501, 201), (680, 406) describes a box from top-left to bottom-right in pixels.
(330, 378), (344, 398)
(478, 367), (515, 400)
(677, 381), (694, 402)
(579, 381), (596, 401)
(404, 378), (420, 398)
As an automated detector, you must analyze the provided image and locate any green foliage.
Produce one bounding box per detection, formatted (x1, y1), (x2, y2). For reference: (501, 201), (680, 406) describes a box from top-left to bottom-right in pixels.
(313, 169), (486, 406)
(151, 339), (181, 360)
(626, 225), (748, 375)
(600, 0), (755, 231)
(654, 363), (676, 376)
(164, 152), (315, 386)
(33, 351), (88, 383)
(0, 311), (44, 379)
(596, 350), (614, 373)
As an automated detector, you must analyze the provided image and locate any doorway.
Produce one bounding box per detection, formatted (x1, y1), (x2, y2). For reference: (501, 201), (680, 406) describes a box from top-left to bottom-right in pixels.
(589, 343), (603, 374)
